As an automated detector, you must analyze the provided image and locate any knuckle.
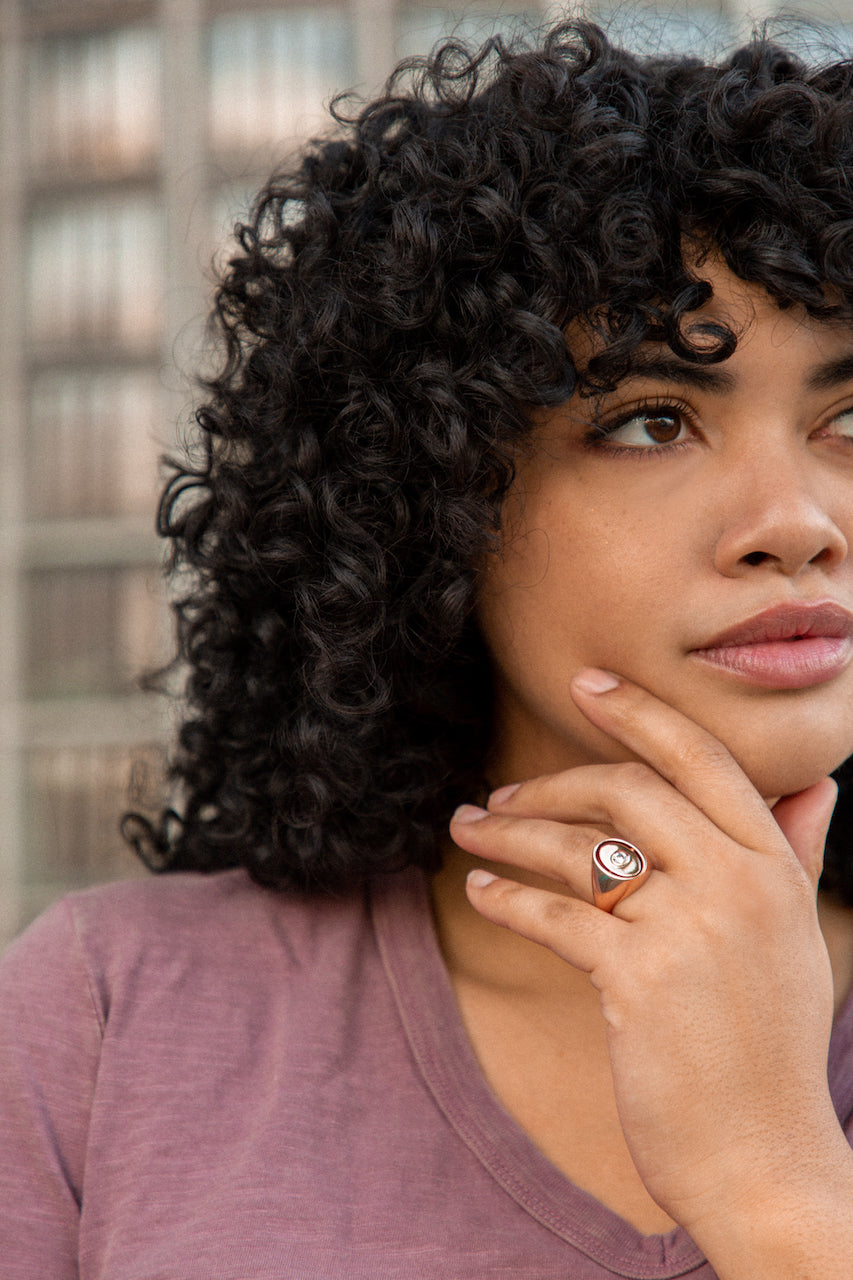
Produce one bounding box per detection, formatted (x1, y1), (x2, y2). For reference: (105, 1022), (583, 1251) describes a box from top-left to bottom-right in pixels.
(489, 875), (520, 906)
(611, 760), (658, 797)
(677, 734), (734, 777)
(537, 892), (575, 929)
(479, 876), (524, 925)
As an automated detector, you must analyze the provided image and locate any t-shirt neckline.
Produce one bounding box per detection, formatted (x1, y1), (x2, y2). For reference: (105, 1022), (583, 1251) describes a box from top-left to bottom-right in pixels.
(370, 867), (711, 1279)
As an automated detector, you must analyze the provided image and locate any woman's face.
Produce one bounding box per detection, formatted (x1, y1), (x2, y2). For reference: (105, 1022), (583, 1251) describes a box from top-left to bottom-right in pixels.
(478, 260), (853, 798)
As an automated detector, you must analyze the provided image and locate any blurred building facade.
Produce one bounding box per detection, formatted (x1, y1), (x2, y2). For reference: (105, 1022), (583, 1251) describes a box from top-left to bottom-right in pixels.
(0, 0), (840, 944)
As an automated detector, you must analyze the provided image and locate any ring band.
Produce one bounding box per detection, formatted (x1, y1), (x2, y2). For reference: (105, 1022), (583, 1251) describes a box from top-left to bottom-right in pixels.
(592, 839), (650, 912)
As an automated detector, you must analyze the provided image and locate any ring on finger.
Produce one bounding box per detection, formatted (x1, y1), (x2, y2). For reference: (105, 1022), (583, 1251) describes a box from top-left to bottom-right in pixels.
(592, 838), (650, 912)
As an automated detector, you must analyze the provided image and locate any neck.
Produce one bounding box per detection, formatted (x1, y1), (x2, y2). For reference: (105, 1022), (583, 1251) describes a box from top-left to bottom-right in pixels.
(430, 840), (598, 1004)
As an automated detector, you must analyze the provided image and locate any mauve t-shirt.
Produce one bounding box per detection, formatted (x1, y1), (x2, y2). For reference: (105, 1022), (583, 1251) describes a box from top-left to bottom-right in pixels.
(1, 866), (853, 1280)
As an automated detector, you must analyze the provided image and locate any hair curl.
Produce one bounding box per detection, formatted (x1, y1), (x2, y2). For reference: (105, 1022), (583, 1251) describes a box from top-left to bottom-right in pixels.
(125, 18), (853, 904)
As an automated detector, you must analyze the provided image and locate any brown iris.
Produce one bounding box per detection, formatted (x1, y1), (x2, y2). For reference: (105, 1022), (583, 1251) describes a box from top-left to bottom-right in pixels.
(642, 413), (681, 443)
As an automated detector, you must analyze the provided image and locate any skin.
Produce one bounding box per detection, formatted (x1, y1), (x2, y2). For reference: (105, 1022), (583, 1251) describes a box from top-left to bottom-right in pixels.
(434, 260), (853, 1276)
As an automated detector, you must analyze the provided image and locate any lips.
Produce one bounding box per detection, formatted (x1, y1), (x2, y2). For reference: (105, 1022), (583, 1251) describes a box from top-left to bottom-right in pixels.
(692, 602), (853, 689)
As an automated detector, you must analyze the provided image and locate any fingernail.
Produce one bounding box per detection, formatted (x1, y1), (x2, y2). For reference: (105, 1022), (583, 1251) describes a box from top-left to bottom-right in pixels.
(489, 782), (521, 806)
(467, 869), (498, 888)
(452, 804), (489, 824)
(573, 668), (620, 694)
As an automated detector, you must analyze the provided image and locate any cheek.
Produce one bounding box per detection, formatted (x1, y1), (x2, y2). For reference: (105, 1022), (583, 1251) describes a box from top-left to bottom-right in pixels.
(493, 524), (554, 591)
(477, 562), (645, 694)
(711, 711), (853, 799)
(480, 510), (673, 665)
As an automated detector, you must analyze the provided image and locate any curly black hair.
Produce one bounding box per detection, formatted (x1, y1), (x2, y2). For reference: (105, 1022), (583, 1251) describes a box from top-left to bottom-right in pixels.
(125, 17), (853, 903)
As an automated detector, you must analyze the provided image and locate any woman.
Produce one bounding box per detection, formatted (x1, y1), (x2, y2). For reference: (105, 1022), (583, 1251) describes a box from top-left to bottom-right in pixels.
(3, 19), (853, 1279)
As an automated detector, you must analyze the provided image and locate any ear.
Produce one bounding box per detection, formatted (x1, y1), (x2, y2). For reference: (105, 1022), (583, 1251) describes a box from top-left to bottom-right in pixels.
(772, 777), (838, 891)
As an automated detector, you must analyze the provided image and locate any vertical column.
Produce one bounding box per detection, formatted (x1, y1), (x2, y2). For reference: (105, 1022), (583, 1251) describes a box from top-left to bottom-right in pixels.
(0, 0), (26, 946)
(160, 0), (208, 442)
(353, 0), (399, 96)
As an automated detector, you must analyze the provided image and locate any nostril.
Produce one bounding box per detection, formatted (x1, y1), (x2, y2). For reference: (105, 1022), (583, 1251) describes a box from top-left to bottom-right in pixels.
(743, 551), (767, 566)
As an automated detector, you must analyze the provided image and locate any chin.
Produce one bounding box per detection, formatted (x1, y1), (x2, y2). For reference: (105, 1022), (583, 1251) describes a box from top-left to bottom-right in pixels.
(728, 739), (851, 802)
(673, 682), (853, 802)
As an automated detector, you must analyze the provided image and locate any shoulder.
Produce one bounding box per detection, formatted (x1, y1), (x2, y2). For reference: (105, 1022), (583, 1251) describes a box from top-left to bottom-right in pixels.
(0, 869), (373, 1031)
(63, 868), (296, 971)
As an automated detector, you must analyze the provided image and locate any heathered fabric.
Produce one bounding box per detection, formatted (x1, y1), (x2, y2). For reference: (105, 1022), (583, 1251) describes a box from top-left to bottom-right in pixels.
(1, 866), (852, 1280)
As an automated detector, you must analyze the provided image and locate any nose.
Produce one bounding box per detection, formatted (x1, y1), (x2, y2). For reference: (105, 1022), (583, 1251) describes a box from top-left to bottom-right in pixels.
(713, 458), (848, 578)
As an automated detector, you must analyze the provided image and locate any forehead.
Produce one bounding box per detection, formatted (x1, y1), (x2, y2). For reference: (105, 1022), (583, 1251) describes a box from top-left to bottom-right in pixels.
(569, 257), (853, 390)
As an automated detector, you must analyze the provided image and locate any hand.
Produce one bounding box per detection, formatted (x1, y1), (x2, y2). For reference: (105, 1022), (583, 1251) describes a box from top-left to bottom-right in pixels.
(451, 668), (853, 1275)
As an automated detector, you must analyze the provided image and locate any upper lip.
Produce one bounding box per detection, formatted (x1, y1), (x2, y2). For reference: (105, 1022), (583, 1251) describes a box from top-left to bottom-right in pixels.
(696, 601), (853, 650)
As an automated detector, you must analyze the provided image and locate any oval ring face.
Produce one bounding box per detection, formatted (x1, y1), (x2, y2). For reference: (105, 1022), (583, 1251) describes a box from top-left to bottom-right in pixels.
(591, 839), (650, 912)
(593, 839), (646, 882)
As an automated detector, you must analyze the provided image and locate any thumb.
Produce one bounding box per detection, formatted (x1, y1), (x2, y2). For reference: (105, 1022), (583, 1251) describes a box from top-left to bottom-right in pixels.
(772, 777), (838, 890)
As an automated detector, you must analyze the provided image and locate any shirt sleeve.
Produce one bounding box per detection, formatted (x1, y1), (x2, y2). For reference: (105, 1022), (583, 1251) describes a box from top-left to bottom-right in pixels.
(0, 900), (103, 1280)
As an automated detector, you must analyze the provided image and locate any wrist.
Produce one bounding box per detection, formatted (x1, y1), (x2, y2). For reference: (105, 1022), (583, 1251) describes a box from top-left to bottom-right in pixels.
(683, 1130), (853, 1280)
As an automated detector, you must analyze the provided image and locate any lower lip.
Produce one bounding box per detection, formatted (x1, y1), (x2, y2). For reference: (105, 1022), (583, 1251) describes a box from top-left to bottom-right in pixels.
(693, 636), (853, 689)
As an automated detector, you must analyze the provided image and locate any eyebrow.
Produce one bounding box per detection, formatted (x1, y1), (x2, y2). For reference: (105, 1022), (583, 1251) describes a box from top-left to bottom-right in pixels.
(610, 349), (853, 395)
(613, 355), (736, 392)
(804, 352), (853, 391)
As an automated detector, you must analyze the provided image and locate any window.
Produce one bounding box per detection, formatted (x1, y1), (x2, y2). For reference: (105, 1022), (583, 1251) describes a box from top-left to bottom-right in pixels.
(208, 7), (354, 154)
(27, 25), (162, 175)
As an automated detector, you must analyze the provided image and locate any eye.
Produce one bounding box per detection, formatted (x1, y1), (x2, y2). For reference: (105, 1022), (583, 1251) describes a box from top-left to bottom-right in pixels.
(827, 407), (853, 439)
(810, 405), (853, 447)
(591, 403), (692, 450)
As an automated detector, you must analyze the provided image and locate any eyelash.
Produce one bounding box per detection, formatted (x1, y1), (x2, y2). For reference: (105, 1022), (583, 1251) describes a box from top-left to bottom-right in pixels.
(582, 397), (696, 458)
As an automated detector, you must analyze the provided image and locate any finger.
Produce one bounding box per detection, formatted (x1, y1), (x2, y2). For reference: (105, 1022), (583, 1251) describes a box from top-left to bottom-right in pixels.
(487, 764), (692, 865)
(465, 867), (617, 971)
(772, 777), (837, 891)
(568, 667), (782, 853)
(450, 805), (605, 899)
(485, 764), (729, 877)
